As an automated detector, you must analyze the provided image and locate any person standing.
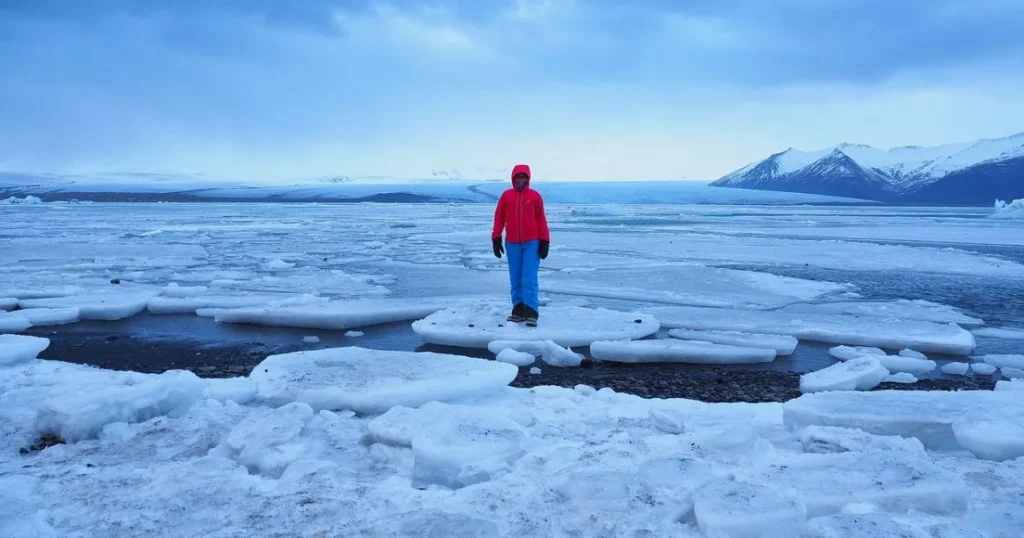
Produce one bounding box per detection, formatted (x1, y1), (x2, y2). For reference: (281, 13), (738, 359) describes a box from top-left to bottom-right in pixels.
(492, 164), (550, 327)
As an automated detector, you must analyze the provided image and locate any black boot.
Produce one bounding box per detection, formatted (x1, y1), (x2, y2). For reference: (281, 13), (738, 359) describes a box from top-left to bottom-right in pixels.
(507, 303), (525, 322)
(524, 306), (538, 327)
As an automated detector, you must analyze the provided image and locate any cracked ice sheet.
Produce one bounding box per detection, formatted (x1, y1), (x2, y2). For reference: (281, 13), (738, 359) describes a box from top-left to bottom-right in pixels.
(550, 230), (1024, 278)
(3, 360), (1024, 536)
(542, 264), (850, 309)
(642, 305), (976, 355)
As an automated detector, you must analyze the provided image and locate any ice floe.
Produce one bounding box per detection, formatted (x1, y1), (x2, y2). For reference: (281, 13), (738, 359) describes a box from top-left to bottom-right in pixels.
(668, 328), (797, 355)
(413, 304), (659, 348)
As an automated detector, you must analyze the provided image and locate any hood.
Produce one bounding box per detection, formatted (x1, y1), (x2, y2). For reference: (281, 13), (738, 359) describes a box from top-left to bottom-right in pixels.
(510, 164), (532, 187)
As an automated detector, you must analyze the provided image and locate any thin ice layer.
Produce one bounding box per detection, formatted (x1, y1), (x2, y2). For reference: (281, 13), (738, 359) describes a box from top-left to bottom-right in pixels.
(211, 299), (445, 330)
(779, 300), (983, 327)
(784, 389), (1023, 449)
(591, 338), (776, 364)
(973, 327), (1024, 340)
(412, 305), (659, 349)
(542, 264), (848, 309)
(799, 357), (889, 393)
(0, 335), (50, 367)
(249, 347), (518, 414)
(668, 328), (798, 355)
(643, 306), (976, 355)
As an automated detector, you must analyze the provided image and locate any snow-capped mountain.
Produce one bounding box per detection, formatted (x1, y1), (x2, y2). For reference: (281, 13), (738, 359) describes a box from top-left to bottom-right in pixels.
(712, 133), (1024, 204)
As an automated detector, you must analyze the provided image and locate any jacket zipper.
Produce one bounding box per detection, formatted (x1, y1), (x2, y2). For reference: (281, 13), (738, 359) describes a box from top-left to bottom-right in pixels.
(516, 189), (523, 244)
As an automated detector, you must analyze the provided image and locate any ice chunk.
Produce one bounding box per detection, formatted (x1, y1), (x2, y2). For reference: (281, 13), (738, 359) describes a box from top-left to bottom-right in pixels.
(952, 416), (1024, 462)
(211, 299), (442, 330)
(20, 291), (155, 320)
(799, 358), (889, 393)
(991, 197), (1024, 219)
(970, 363), (996, 375)
(214, 402), (317, 477)
(898, 348), (927, 359)
(411, 409), (526, 489)
(147, 293), (291, 314)
(668, 328), (798, 355)
(345, 330), (364, 337)
(487, 340), (582, 367)
(529, 367), (542, 375)
(34, 370), (205, 442)
(780, 299), (983, 327)
(413, 304), (659, 348)
(644, 306), (976, 355)
(799, 425), (925, 454)
(754, 452), (968, 517)
(265, 258), (295, 270)
(995, 378), (1024, 391)
(828, 346), (885, 361)
(884, 373), (918, 384)
(15, 307), (80, 326)
(806, 513), (927, 538)
(249, 347), (518, 414)
(161, 283), (209, 297)
(0, 313), (32, 333)
(366, 405), (422, 447)
(302, 336), (320, 344)
(1001, 366), (1024, 379)
(878, 356), (935, 375)
(784, 389), (1022, 449)
(495, 348), (535, 367)
(0, 297), (16, 311)
(973, 327), (1024, 340)
(692, 480), (808, 538)
(941, 362), (970, 375)
(980, 354), (1024, 369)
(0, 335), (50, 366)
(591, 339), (776, 364)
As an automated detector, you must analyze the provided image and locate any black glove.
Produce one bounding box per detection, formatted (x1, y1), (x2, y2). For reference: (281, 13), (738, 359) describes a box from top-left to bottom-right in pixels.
(493, 238), (504, 259)
(539, 240), (549, 260)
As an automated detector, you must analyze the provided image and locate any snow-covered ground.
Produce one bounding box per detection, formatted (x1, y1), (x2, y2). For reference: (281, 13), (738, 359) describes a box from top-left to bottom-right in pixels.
(1, 202), (1023, 536)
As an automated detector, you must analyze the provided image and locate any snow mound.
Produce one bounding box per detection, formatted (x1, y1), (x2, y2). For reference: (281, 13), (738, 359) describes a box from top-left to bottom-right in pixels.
(0, 335), (50, 367)
(952, 416), (1024, 462)
(411, 407), (526, 489)
(487, 340), (582, 367)
(211, 299), (442, 330)
(591, 339), (776, 364)
(34, 370), (205, 442)
(413, 305), (658, 349)
(884, 373), (918, 384)
(799, 425), (925, 455)
(800, 357), (889, 393)
(495, 348), (535, 367)
(249, 347), (518, 414)
(20, 291), (155, 321)
(990, 198), (1024, 219)
(693, 480), (808, 538)
(668, 328), (797, 355)
(980, 354), (1024, 369)
(645, 306), (976, 355)
(941, 362), (969, 375)
(16, 308), (80, 326)
(970, 363), (996, 375)
(973, 327), (1024, 340)
(784, 389), (1023, 449)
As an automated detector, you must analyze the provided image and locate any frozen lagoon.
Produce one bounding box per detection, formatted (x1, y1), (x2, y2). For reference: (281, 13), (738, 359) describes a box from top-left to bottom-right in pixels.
(2, 202), (1024, 536)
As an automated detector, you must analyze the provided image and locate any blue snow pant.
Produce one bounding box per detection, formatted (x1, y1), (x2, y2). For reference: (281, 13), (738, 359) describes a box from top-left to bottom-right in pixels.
(506, 240), (540, 312)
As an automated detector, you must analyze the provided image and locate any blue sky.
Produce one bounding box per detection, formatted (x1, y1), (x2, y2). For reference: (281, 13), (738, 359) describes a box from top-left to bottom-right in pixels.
(1, 0), (1022, 182)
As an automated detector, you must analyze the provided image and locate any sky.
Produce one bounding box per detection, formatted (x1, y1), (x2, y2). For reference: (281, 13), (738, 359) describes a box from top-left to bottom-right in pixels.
(1, 0), (1023, 183)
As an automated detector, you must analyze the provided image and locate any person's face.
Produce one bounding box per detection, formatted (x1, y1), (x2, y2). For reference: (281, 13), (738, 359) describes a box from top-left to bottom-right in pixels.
(514, 174), (529, 190)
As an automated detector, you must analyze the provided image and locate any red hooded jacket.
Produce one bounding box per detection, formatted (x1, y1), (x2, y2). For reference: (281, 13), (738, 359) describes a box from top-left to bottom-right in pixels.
(492, 164), (550, 244)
